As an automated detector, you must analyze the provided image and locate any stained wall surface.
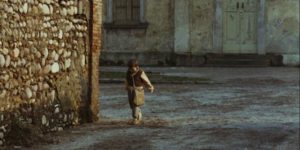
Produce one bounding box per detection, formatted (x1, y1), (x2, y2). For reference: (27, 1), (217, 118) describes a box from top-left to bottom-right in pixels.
(102, 0), (299, 66)
(265, 0), (299, 65)
(102, 0), (174, 53)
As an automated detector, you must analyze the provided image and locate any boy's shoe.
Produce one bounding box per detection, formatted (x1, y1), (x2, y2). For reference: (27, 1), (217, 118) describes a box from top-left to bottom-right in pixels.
(133, 119), (141, 125)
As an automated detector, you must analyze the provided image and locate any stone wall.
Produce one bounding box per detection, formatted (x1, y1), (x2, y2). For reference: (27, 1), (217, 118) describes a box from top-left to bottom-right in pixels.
(0, 0), (90, 146)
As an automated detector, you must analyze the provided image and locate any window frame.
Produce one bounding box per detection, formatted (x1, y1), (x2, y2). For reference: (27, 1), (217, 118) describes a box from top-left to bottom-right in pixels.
(104, 0), (148, 29)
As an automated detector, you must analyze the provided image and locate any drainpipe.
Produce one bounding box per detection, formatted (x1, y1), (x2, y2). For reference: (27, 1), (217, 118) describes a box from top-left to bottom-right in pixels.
(87, 0), (101, 122)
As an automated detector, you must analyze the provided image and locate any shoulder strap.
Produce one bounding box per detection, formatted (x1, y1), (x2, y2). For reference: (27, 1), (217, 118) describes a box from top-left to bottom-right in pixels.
(131, 68), (141, 89)
(132, 75), (136, 88)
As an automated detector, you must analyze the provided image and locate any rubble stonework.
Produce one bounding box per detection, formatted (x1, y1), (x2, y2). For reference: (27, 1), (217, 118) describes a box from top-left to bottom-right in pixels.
(0, 0), (91, 145)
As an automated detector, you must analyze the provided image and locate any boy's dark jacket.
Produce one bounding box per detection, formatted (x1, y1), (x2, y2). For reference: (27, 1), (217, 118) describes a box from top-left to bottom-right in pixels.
(126, 69), (145, 87)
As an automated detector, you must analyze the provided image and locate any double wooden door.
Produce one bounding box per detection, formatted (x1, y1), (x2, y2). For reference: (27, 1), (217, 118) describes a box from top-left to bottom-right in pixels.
(223, 0), (258, 54)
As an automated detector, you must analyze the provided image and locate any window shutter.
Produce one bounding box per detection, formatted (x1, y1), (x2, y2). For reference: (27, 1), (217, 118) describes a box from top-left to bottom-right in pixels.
(112, 0), (142, 25)
(114, 0), (127, 24)
(132, 0), (140, 22)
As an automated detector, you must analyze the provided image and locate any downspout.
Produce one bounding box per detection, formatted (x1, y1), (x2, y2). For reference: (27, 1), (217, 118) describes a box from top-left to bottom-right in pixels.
(87, 0), (101, 122)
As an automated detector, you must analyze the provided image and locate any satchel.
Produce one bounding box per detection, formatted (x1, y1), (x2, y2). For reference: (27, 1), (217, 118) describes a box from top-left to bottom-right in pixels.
(134, 88), (145, 106)
(132, 75), (145, 106)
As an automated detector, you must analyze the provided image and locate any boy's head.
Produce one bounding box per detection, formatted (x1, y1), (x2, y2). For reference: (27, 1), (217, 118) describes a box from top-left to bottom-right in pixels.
(127, 59), (139, 72)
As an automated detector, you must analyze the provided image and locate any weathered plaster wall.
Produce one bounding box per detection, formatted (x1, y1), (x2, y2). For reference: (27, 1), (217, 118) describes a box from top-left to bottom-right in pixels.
(104, 0), (215, 54)
(0, 0), (90, 145)
(265, 0), (299, 65)
(174, 0), (190, 53)
(103, 0), (174, 52)
(189, 0), (214, 54)
(102, 0), (298, 66)
(265, 0), (299, 54)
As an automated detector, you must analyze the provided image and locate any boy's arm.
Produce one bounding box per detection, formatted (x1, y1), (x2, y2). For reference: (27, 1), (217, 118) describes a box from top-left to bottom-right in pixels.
(141, 71), (154, 92)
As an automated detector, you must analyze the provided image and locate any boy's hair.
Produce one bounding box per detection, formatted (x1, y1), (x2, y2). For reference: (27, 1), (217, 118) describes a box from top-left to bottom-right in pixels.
(127, 59), (139, 68)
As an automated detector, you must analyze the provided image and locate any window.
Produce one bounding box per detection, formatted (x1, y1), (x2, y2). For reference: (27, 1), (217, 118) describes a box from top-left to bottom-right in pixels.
(104, 0), (148, 29)
(114, 0), (139, 25)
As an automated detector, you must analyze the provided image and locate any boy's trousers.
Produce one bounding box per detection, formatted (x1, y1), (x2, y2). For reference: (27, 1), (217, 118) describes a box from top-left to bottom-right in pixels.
(128, 89), (142, 120)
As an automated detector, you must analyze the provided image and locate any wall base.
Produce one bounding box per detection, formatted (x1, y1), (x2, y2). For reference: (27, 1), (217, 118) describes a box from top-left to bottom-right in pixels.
(100, 52), (207, 66)
(100, 52), (285, 67)
(100, 52), (206, 67)
(282, 54), (300, 66)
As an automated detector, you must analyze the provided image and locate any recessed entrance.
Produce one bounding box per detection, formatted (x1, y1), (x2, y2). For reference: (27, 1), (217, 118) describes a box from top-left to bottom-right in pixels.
(223, 0), (258, 54)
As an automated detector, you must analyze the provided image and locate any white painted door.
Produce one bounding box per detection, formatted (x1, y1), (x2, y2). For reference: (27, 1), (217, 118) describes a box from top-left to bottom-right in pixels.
(223, 0), (258, 54)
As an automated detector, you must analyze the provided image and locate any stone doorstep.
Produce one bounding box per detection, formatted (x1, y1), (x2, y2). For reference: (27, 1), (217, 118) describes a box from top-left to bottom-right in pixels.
(204, 53), (284, 67)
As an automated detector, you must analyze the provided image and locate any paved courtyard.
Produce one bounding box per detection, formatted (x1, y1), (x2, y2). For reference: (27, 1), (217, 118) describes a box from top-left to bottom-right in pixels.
(32, 67), (299, 150)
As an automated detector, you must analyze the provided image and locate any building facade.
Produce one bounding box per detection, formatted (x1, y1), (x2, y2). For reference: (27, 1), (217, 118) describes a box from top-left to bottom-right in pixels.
(101, 0), (299, 66)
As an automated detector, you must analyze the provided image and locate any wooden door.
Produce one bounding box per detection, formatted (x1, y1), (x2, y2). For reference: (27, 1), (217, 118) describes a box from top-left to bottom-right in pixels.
(223, 0), (257, 54)
(240, 0), (257, 53)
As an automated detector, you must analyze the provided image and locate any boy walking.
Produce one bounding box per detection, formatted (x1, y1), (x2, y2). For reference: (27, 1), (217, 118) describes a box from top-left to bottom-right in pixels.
(125, 59), (154, 125)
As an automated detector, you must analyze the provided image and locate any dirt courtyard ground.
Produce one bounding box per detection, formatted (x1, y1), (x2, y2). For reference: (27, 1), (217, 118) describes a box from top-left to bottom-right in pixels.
(28, 67), (299, 150)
